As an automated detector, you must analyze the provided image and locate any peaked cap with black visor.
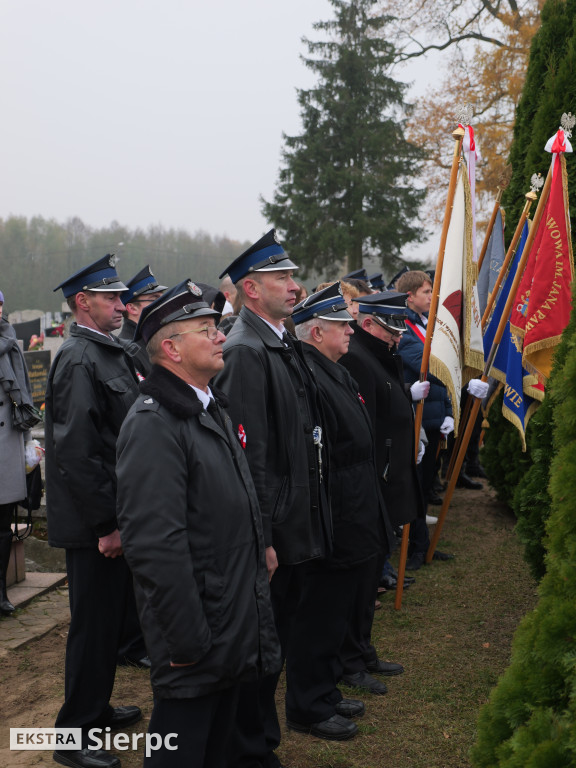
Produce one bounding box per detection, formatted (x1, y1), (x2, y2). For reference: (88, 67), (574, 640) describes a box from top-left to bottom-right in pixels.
(354, 290), (409, 334)
(53, 254), (128, 298)
(134, 280), (221, 345)
(121, 265), (167, 305)
(342, 268), (372, 288)
(292, 282), (353, 325)
(218, 229), (298, 284)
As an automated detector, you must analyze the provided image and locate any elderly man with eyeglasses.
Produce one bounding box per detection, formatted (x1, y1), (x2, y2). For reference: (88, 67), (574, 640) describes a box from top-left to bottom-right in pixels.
(116, 279), (280, 768)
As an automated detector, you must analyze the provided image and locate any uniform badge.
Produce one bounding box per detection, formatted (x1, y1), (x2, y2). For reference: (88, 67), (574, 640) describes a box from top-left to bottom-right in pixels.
(358, 392), (365, 404)
(187, 281), (202, 297)
(273, 230), (281, 245)
(108, 254), (118, 267)
(238, 424), (247, 448)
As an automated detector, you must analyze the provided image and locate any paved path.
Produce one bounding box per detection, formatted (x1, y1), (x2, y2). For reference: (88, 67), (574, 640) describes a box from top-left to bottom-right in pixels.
(0, 576), (69, 657)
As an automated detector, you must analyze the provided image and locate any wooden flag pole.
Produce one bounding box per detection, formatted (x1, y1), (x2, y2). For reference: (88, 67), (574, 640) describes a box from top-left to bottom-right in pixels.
(445, 184), (539, 485)
(395, 123), (465, 610)
(477, 186), (504, 273)
(426, 164), (553, 564)
(481, 186), (538, 329)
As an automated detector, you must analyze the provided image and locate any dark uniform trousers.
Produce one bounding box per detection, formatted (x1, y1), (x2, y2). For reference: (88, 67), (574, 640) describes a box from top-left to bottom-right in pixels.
(285, 560), (365, 724)
(146, 687), (240, 768)
(228, 564), (299, 768)
(340, 553), (383, 675)
(55, 548), (135, 744)
(229, 560), (366, 766)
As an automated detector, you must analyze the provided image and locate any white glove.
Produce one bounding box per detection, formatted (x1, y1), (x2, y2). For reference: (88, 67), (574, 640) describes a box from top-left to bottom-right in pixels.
(439, 416), (454, 435)
(410, 380), (431, 401)
(467, 378), (489, 400)
(417, 440), (425, 464)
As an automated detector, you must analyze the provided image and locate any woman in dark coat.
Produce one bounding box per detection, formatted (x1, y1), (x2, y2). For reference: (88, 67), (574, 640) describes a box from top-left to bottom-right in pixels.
(0, 290), (38, 613)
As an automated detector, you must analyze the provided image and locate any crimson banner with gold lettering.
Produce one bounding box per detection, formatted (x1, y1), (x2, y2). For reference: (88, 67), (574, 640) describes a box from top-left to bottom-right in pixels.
(523, 154), (573, 380)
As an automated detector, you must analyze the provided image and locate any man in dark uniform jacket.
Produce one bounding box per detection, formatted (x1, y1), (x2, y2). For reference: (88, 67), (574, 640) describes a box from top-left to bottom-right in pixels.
(339, 290), (428, 693)
(118, 265), (166, 378)
(45, 255), (142, 768)
(215, 230), (331, 765)
(289, 283), (391, 739)
(116, 281), (280, 767)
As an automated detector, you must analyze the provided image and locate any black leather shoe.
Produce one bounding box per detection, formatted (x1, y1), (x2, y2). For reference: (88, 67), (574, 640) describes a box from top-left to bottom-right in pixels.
(457, 473), (483, 490)
(53, 749), (120, 768)
(406, 551), (425, 571)
(287, 713), (358, 741)
(0, 596), (15, 614)
(341, 670), (388, 694)
(427, 492), (443, 505)
(433, 550), (455, 561)
(108, 705), (142, 729)
(466, 463), (488, 478)
(117, 655), (151, 669)
(379, 573), (415, 590)
(335, 698), (365, 718)
(366, 659), (404, 676)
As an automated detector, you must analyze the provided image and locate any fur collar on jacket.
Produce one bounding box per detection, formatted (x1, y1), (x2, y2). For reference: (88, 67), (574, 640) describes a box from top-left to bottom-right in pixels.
(140, 364), (229, 420)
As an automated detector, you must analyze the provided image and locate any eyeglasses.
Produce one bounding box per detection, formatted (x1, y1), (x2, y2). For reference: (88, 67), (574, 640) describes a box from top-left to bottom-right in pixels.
(169, 325), (220, 340)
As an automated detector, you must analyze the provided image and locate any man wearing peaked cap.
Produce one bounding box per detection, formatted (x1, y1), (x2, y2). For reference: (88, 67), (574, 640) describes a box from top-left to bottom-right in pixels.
(366, 272), (385, 291)
(53, 253), (129, 297)
(338, 290), (427, 693)
(216, 230), (331, 767)
(45, 255), (143, 768)
(116, 280), (280, 767)
(218, 228), (298, 284)
(118, 265), (167, 378)
(285, 283), (392, 739)
(341, 268), (372, 295)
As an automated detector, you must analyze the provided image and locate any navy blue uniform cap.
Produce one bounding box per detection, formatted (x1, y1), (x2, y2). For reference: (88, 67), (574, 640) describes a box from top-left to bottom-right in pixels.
(367, 272), (385, 290)
(135, 280), (220, 344)
(122, 265), (167, 305)
(292, 282), (352, 325)
(53, 254), (128, 298)
(218, 229), (298, 284)
(342, 268), (372, 288)
(354, 290), (409, 332)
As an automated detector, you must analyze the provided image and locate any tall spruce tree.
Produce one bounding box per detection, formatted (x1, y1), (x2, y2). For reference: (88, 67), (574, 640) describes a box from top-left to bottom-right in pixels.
(502, 0), (576, 244)
(261, 0), (425, 278)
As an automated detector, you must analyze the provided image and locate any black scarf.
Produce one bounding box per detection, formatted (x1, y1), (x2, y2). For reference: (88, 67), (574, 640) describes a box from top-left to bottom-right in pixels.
(0, 319), (34, 407)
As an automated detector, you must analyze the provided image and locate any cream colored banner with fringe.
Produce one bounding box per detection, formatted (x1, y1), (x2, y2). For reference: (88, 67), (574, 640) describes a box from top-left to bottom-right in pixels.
(430, 165), (466, 433)
(429, 162), (483, 435)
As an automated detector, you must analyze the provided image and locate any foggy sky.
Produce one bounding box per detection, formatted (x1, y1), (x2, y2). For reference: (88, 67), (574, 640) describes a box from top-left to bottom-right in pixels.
(0, 1), (432, 249)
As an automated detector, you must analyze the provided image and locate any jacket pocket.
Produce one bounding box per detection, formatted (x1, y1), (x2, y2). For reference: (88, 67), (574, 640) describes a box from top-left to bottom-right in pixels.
(271, 477), (289, 524)
(203, 571), (225, 634)
(102, 375), (136, 422)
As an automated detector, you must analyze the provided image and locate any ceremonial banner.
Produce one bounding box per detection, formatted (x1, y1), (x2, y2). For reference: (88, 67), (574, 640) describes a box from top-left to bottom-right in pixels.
(477, 208), (505, 318)
(429, 162), (483, 432)
(510, 128), (574, 383)
(523, 153), (573, 380)
(484, 221), (529, 382)
(483, 221), (541, 449)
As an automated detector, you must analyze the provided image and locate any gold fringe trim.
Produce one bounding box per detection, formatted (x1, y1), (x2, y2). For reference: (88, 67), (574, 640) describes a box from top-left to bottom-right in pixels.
(502, 393), (540, 452)
(561, 154), (575, 282)
(502, 404), (527, 452)
(429, 354), (460, 437)
(523, 373), (545, 402)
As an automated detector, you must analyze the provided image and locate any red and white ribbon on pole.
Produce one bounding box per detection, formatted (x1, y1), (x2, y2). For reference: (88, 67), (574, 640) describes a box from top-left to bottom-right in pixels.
(545, 128), (573, 178)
